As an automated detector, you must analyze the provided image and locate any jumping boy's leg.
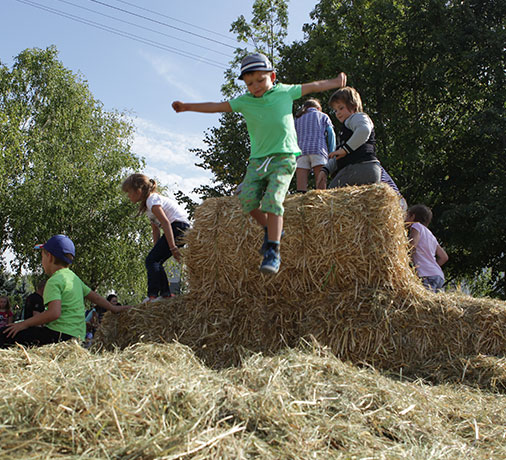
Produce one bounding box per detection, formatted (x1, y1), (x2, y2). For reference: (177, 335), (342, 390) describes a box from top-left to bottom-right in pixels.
(249, 209), (267, 227)
(259, 214), (282, 274)
(267, 213), (283, 242)
(258, 154), (296, 274)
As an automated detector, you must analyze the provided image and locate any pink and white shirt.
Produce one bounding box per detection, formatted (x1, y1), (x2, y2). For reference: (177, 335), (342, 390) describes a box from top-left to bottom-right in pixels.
(411, 222), (444, 279)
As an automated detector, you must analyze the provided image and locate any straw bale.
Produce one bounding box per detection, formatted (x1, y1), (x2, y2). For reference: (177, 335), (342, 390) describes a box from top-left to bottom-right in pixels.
(1, 342), (505, 459)
(184, 185), (419, 304)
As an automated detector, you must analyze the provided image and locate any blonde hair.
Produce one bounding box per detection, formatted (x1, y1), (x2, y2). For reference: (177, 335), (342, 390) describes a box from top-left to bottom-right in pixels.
(122, 173), (157, 214)
(328, 87), (363, 113)
(295, 98), (322, 118)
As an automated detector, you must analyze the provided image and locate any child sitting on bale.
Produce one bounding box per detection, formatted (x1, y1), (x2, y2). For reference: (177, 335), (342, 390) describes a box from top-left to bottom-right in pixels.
(173, 52), (346, 274)
(405, 205), (449, 292)
(0, 235), (130, 348)
(317, 86), (380, 189)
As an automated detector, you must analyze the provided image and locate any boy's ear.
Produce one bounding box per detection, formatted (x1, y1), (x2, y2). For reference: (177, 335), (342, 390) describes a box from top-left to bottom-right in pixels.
(270, 71), (276, 83)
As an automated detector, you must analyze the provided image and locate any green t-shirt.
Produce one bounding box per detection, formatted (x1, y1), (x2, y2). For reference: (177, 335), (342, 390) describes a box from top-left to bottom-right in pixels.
(43, 268), (91, 341)
(229, 83), (302, 159)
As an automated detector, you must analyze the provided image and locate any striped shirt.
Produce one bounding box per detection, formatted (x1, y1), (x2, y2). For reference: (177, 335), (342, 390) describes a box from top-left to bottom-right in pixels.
(295, 108), (335, 158)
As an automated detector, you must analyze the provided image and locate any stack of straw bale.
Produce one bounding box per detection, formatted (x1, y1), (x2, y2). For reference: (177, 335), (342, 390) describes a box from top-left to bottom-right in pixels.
(94, 185), (506, 389)
(184, 184), (419, 302)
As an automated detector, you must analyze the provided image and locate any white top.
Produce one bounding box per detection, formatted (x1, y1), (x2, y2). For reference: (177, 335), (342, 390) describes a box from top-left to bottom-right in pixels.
(146, 193), (190, 228)
(411, 222), (444, 279)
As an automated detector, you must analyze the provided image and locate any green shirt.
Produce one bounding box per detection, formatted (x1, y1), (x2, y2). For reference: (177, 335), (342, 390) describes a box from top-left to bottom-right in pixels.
(229, 83), (302, 159)
(43, 268), (91, 341)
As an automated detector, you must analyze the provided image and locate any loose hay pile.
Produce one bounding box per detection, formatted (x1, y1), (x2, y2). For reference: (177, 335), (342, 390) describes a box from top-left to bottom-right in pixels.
(1, 341), (505, 459)
(94, 185), (506, 389)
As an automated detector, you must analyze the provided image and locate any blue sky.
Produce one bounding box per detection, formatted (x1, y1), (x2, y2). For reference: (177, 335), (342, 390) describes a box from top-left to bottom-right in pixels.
(2, 0), (315, 199)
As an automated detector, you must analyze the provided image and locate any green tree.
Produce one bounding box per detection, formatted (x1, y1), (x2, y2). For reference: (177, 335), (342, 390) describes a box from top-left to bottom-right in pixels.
(0, 47), (151, 303)
(176, 0), (290, 215)
(279, 0), (506, 296)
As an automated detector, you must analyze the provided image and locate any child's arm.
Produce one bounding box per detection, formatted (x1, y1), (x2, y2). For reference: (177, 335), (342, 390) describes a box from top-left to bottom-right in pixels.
(301, 72), (347, 97)
(151, 205), (182, 262)
(435, 245), (449, 266)
(3, 300), (62, 338)
(408, 226), (420, 260)
(85, 291), (131, 313)
(317, 157), (339, 189)
(326, 126), (336, 153)
(330, 112), (373, 160)
(151, 222), (161, 245)
(172, 101), (232, 113)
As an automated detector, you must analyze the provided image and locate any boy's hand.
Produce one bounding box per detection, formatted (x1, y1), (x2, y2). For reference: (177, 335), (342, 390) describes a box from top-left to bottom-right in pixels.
(172, 101), (187, 112)
(110, 304), (132, 314)
(3, 321), (28, 338)
(337, 72), (347, 88)
(329, 148), (347, 160)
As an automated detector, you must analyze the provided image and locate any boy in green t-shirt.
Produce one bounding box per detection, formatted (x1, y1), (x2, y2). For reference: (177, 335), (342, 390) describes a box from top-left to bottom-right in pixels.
(172, 53), (346, 274)
(0, 235), (130, 348)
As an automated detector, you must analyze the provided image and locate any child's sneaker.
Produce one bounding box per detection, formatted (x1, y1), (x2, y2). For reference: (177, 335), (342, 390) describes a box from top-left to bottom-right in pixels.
(259, 229), (285, 255)
(260, 247), (281, 274)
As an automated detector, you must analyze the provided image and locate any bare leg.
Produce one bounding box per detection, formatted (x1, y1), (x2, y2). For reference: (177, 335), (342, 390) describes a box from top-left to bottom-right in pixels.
(267, 213), (283, 242)
(296, 168), (309, 192)
(312, 165), (324, 190)
(250, 208), (267, 227)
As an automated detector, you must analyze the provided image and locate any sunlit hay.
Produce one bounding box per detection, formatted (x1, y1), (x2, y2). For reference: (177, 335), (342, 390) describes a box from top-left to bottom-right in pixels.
(1, 342), (505, 459)
(184, 184), (419, 304)
(93, 297), (188, 350)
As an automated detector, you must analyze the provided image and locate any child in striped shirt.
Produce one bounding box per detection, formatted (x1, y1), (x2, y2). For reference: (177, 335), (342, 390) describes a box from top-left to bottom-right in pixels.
(294, 98), (336, 192)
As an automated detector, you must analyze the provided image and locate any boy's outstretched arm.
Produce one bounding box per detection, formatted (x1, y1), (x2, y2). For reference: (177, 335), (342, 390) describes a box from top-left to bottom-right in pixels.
(172, 101), (232, 113)
(301, 72), (347, 97)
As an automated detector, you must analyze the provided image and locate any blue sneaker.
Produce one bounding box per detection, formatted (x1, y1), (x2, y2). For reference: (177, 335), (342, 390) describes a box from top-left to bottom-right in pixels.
(260, 247), (281, 274)
(259, 229), (284, 255)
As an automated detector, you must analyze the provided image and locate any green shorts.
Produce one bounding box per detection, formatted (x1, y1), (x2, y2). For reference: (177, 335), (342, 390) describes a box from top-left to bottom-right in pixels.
(239, 153), (296, 216)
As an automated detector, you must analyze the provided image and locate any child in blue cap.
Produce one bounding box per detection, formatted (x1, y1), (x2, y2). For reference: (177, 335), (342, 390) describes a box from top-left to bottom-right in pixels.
(173, 53), (346, 274)
(0, 234), (130, 347)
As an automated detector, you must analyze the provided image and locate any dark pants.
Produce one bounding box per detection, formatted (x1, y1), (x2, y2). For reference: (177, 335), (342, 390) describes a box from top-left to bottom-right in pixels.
(329, 161), (381, 188)
(0, 326), (74, 348)
(146, 221), (189, 297)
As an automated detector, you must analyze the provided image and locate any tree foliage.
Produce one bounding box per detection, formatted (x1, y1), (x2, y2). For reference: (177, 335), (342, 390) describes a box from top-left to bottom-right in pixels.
(179, 0), (505, 296)
(279, 0), (506, 296)
(0, 47), (151, 303)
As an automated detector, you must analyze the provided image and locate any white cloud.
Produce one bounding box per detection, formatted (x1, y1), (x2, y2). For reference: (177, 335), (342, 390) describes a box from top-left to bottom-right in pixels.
(131, 117), (213, 201)
(131, 116), (205, 165)
(139, 51), (202, 100)
(143, 166), (212, 201)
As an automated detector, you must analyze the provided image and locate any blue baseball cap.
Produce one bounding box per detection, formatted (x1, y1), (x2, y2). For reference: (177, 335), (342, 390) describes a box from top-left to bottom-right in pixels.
(34, 234), (75, 264)
(238, 53), (274, 80)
